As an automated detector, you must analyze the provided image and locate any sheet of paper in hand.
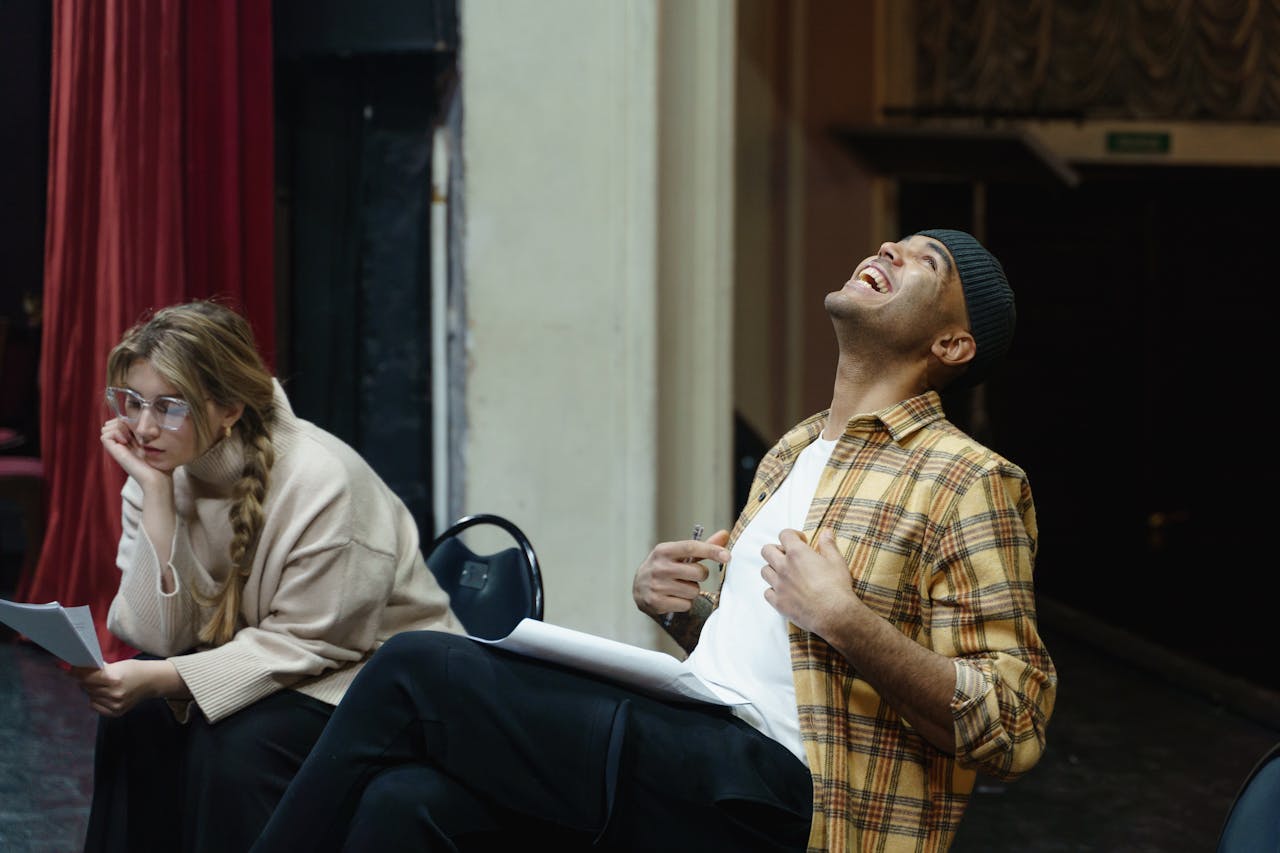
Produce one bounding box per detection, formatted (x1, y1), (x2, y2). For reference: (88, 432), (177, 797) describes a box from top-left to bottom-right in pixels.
(0, 598), (105, 668)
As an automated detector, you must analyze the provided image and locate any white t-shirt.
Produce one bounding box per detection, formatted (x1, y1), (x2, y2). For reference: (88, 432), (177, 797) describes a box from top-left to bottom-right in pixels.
(684, 433), (837, 765)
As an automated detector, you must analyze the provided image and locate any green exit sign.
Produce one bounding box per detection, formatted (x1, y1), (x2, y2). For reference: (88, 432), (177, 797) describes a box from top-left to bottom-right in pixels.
(1106, 131), (1171, 155)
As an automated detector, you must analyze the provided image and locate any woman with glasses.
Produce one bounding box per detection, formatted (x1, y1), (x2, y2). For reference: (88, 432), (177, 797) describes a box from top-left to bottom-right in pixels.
(73, 300), (465, 853)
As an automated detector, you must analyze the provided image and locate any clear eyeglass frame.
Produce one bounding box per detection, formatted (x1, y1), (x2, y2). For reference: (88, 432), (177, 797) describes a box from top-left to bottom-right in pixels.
(105, 386), (192, 432)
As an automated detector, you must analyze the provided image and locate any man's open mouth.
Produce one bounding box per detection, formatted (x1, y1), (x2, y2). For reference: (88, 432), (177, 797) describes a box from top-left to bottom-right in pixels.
(856, 265), (890, 293)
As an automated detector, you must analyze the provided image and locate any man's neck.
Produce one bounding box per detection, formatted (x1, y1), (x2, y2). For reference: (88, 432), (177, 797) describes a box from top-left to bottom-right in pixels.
(822, 352), (927, 440)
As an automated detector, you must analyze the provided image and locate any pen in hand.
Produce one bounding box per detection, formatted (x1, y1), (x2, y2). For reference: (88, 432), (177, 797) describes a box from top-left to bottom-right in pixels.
(663, 523), (704, 628)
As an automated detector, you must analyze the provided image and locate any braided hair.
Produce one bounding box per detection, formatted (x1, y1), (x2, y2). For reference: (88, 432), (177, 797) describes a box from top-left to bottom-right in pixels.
(107, 300), (277, 647)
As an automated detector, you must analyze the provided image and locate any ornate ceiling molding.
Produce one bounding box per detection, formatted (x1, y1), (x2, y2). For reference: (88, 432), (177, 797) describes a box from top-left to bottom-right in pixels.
(915, 0), (1280, 122)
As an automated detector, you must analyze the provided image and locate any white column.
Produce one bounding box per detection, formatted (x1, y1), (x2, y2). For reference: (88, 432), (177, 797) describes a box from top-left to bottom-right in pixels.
(653, 0), (737, 651)
(460, 0), (660, 643)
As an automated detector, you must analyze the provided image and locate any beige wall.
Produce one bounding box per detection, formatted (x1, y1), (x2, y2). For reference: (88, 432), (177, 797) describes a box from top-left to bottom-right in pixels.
(459, 0), (660, 644)
(456, 0), (884, 646)
(732, 0), (882, 445)
(458, 0), (736, 649)
(656, 1), (737, 549)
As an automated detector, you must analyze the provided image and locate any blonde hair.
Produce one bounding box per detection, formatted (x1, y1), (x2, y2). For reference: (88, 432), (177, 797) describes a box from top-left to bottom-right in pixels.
(107, 300), (276, 647)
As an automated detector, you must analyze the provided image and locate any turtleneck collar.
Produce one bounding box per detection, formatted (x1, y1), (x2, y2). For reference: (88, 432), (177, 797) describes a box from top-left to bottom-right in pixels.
(184, 425), (246, 489)
(183, 379), (299, 489)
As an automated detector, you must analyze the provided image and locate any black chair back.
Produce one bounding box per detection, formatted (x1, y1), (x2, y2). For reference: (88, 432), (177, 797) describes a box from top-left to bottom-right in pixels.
(425, 514), (544, 640)
(1218, 740), (1280, 852)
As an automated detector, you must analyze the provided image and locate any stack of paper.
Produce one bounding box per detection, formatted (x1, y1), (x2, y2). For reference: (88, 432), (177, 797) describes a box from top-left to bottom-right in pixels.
(0, 599), (104, 668)
(471, 618), (744, 706)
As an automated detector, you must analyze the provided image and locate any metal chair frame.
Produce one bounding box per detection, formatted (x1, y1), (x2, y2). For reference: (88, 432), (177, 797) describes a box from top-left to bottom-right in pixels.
(425, 513), (544, 636)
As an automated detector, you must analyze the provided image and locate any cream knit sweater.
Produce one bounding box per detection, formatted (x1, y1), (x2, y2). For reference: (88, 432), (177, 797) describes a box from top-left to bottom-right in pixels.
(107, 380), (465, 723)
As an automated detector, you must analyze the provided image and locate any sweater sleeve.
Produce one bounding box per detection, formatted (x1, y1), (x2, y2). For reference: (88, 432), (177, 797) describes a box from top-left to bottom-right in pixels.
(169, 537), (399, 723)
(105, 478), (203, 656)
(928, 463), (1058, 781)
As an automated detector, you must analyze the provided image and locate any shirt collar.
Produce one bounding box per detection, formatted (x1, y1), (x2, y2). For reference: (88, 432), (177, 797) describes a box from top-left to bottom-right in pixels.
(875, 390), (948, 442)
(778, 390), (948, 456)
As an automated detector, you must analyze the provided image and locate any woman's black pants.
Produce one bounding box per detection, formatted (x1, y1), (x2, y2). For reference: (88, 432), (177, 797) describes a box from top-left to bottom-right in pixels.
(250, 631), (812, 852)
(83, 684), (332, 853)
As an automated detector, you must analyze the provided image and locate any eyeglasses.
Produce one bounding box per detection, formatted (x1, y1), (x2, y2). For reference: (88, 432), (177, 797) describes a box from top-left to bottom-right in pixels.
(105, 386), (192, 431)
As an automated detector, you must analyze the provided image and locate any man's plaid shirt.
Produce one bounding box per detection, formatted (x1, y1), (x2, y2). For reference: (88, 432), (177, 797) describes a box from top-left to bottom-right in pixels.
(721, 391), (1057, 852)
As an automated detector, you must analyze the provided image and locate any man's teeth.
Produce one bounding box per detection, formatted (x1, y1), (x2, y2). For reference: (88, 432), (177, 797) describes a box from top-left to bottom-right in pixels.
(858, 268), (889, 293)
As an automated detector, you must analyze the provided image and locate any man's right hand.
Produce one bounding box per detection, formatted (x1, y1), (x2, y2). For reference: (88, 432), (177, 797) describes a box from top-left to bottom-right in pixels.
(632, 529), (730, 618)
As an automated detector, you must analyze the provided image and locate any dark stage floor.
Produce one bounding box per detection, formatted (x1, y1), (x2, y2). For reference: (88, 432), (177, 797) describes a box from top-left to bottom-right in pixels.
(0, 602), (1276, 852)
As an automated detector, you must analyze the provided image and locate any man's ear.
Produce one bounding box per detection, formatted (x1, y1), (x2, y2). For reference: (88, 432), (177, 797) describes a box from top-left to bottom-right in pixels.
(931, 329), (976, 370)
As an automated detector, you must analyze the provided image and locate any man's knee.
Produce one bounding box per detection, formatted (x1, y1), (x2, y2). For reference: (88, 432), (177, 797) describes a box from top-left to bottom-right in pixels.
(371, 629), (469, 676)
(349, 765), (502, 846)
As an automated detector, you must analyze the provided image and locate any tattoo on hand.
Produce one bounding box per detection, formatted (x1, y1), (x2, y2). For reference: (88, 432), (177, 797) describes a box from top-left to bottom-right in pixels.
(662, 594), (715, 653)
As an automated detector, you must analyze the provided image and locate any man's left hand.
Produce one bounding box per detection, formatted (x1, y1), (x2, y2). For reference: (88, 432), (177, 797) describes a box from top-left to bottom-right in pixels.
(760, 528), (860, 638)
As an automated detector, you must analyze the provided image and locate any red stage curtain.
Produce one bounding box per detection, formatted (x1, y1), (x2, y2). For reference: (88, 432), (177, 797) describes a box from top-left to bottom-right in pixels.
(17, 0), (275, 663)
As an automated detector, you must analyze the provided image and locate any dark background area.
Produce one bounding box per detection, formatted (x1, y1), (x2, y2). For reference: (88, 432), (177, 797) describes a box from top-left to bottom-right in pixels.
(901, 165), (1275, 692)
(272, 0), (458, 540)
(0, 0), (49, 461)
(0, 0), (49, 324)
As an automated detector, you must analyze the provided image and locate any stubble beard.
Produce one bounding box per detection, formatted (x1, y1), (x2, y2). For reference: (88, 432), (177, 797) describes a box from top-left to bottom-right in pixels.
(825, 293), (870, 355)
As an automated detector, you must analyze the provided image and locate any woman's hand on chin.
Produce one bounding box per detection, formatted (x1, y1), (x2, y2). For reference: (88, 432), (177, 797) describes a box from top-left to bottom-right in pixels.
(100, 418), (172, 489)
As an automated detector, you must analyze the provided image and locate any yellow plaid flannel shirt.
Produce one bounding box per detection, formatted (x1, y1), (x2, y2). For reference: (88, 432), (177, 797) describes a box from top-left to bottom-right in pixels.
(721, 391), (1057, 852)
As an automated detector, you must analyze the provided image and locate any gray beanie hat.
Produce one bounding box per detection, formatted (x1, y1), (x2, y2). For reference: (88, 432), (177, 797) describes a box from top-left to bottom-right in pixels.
(915, 228), (1015, 389)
